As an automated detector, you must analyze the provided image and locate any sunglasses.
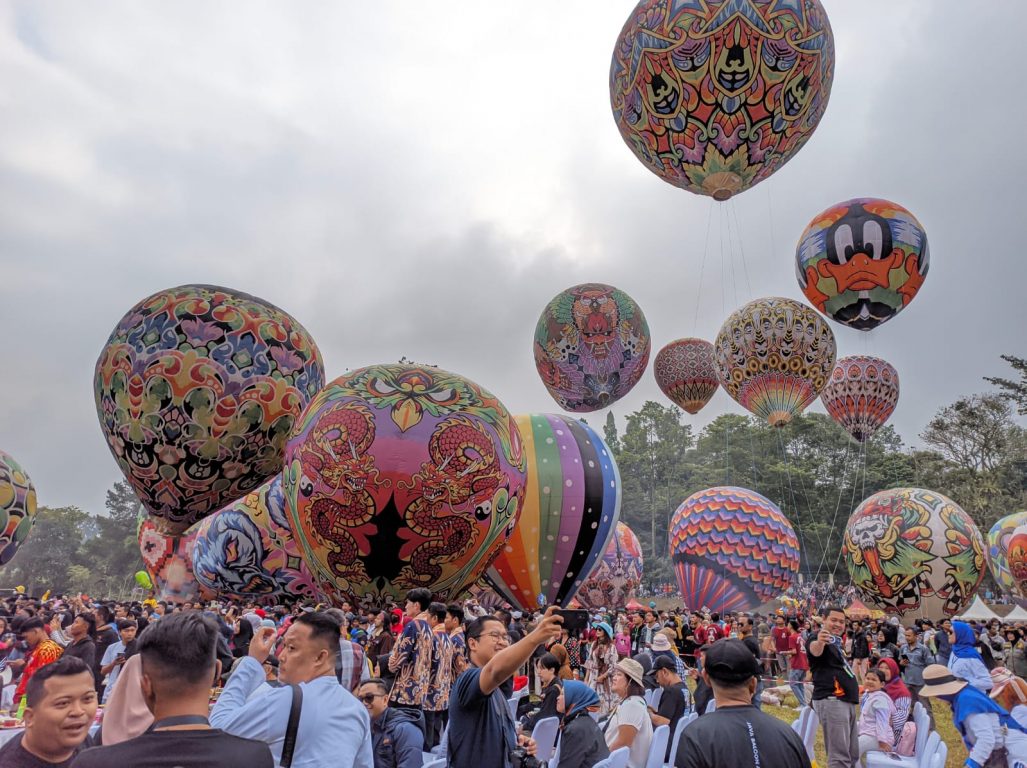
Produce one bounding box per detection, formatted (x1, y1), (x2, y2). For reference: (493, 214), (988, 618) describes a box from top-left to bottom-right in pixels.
(358, 693), (384, 704)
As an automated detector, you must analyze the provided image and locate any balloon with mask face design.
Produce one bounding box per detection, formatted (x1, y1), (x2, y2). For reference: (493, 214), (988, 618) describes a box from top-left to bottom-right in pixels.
(534, 284), (651, 413)
(654, 338), (719, 414)
(94, 285), (325, 535)
(610, 0), (835, 200)
(137, 513), (214, 604)
(576, 522), (643, 610)
(820, 355), (900, 443)
(843, 488), (985, 620)
(485, 414), (621, 612)
(283, 364), (526, 607)
(713, 296), (836, 426)
(988, 512), (1027, 605)
(0, 450), (38, 565)
(796, 198), (929, 331)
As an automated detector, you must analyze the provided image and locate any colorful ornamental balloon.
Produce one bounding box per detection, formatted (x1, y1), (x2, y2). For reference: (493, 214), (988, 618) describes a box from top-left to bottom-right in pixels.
(459, 579), (507, 612)
(796, 198), (929, 331)
(94, 284), (324, 535)
(576, 522), (643, 610)
(0, 450), (38, 565)
(821, 355), (900, 443)
(486, 414), (621, 612)
(610, 0), (835, 200)
(190, 476), (320, 601)
(138, 515), (214, 604)
(654, 338), (719, 414)
(283, 364), (526, 606)
(843, 488), (985, 619)
(713, 296), (836, 426)
(669, 486), (800, 613)
(988, 512), (1027, 604)
(533, 284), (651, 413)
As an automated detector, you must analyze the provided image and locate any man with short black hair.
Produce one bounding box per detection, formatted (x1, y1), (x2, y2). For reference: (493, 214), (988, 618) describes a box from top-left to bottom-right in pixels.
(99, 619), (138, 702)
(423, 602), (453, 750)
(13, 617), (63, 708)
(324, 607), (370, 691)
(90, 606), (119, 695)
(63, 614), (97, 676)
(0, 657), (97, 767)
(808, 606), (859, 768)
(72, 612), (273, 767)
(388, 588), (435, 722)
(211, 611), (374, 767)
(358, 678), (423, 768)
(673, 639), (810, 768)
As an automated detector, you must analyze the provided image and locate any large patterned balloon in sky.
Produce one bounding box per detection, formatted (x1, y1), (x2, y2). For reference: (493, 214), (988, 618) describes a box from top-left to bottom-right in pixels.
(796, 198), (929, 331)
(988, 512), (1027, 605)
(713, 296), (836, 426)
(610, 0), (835, 200)
(821, 355), (900, 443)
(669, 486), (800, 613)
(138, 515), (213, 604)
(190, 476), (320, 602)
(283, 364), (526, 607)
(577, 522), (643, 610)
(0, 450), (38, 565)
(486, 414), (621, 612)
(534, 284), (651, 413)
(654, 338), (719, 414)
(95, 285), (324, 535)
(843, 488), (985, 619)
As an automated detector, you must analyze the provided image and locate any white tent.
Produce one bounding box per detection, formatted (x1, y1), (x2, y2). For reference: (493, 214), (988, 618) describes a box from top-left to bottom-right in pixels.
(1004, 605), (1027, 622)
(955, 595), (1002, 622)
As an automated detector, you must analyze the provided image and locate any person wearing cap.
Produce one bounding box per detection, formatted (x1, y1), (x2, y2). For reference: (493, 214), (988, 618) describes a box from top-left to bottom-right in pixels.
(808, 606), (859, 768)
(673, 638), (810, 768)
(605, 658), (654, 768)
(584, 621), (620, 717)
(556, 680), (609, 768)
(919, 663), (1027, 766)
(650, 655), (690, 761)
(989, 667), (1027, 729)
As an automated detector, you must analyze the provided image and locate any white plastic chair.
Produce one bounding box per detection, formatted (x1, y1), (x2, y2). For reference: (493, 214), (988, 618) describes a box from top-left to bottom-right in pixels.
(507, 697), (519, 721)
(430, 720), (448, 756)
(649, 688), (663, 710)
(704, 700), (716, 714)
(866, 730), (940, 768)
(665, 713), (695, 767)
(529, 717), (560, 763)
(644, 724), (669, 768)
(800, 707), (818, 763)
(931, 740), (947, 768)
(789, 705), (811, 736)
(594, 746), (630, 768)
(422, 757), (446, 768)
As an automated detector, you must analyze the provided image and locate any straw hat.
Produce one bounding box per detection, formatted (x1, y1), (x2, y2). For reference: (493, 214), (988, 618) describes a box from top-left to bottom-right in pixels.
(919, 664), (968, 697)
(615, 658), (646, 688)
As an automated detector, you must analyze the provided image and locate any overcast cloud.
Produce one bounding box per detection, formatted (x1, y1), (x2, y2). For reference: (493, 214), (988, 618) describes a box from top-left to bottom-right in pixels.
(1, 1), (1024, 517)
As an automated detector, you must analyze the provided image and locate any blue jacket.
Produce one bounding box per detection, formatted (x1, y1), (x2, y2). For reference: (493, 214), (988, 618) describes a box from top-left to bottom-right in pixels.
(372, 706), (424, 768)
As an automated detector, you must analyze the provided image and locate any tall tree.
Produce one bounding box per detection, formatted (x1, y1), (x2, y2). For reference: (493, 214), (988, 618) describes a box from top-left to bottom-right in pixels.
(984, 354), (1027, 415)
(0, 506), (89, 594)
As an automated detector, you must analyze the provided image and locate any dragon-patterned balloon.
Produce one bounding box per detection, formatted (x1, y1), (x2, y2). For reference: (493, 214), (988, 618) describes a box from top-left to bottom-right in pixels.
(533, 284), (651, 413)
(843, 488), (985, 620)
(190, 476), (320, 601)
(576, 522), (643, 610)
(821, 355), (900, 443)
(654, 338), (719, 414)
(610, 0), (835, 200)
(283, 364), (526, 607)
(138, 514), (214, 604)
(713, 296), (836, 426)
(0, 450), (38, 565)
(988, 512), (1027, 604)
(94, 285), (324, 535)
(796, 198), (929, 331)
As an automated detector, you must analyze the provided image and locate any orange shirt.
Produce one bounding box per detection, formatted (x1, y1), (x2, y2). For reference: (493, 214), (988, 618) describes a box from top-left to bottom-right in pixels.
(14, 639), (63, 701)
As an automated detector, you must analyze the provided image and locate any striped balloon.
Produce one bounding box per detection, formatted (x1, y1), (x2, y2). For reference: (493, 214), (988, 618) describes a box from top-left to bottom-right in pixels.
(670, 486), (800, 613)
(486, 414), (621, 611)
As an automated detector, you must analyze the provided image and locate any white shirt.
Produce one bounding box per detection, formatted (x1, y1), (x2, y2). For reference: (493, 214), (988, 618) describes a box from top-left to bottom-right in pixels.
(950, 655), (994, 692)
(604, 694), (653, 768)
(963, 711), (1027, 765)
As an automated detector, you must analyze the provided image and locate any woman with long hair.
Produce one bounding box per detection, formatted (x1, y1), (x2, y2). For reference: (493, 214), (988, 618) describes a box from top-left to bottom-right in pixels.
(365, 611), (394, 674)
(604, 659), (653, 768)
(549, 643), (573, 681)
(584, 622), (620, 717)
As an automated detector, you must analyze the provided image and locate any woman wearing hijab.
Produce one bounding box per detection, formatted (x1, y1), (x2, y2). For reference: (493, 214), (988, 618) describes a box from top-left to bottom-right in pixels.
(990, 667), (1027, 729)
(96, 654), (154, 745)
(556, 680), (610, 768)
(920, 663), (1027, 767)
(877, 657), (913, 745)
(584, 622), (620, 717)
(950, 620), (995, 692)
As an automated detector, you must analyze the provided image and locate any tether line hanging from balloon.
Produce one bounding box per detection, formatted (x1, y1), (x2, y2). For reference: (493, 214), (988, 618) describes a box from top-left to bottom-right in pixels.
(835, 437), (870, 576)
(776, 427), (816, 578)
(692, 199), (715, 331)
(812, 437), (857, 581)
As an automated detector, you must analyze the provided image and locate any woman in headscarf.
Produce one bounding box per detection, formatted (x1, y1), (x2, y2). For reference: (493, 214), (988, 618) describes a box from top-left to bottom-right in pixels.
(950, 620), (995, 692)
(584, 622), (620, 717)
(990, 667), (1027, 729)
(96, 654), (154, 745)
(549, 643), (573, 681)
(877, 657), (912, 744)
(556, 680), (610, 768)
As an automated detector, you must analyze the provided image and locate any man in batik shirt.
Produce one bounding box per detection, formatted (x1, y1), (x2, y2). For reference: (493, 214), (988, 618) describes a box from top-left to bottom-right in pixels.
(388, 588), (435, 734)
(423, 602), (453, 750)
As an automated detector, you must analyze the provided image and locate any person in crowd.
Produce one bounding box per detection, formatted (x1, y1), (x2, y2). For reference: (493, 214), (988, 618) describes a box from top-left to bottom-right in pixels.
(555, 680), (609, 768)
(0, 657), (97, 768)
(808, 606), (859, 768)
(95, 654), (153, 746)
(424, 602), (454, 750)
(877, 657), (912, 747)
(210, 612), (373, 767)
(367, 612), (395, 673)
(650, 655), (690, 761)
(984, 623), (1008, 668)
(388, 588), (436, 723)
(935, 619), (952, 666)
(324, 607), (370, 691)
(786, 619), (809, 708)
(357, 678), (423, 768)
(850, 621), (870, 684)
(12, 617), (64, 708)
(445, 604), (467, 671)
(989, 667), (1027, 729)
(99, 618), (138, 703)
(771, 614), (790, 679)
(90, 605), (119, 694)
(920, 663), (1027, 766)
(876, 624), (900, 662)
(584, 621), (620, 717)
(604, 659), (653, 768)
(1007, 630), (1027, 679)
(446, 607), (563, 768)
(548, 642), (573, 681)
(856, 669), (895, 759)
(673, 638), (811, 768)
(629, 612), (646, 655)
(63, 613), (97, 675)
(737, 615), (764, 710)
(949, 620), (994, 692)
(899, 626), (935, 729)
(73, 612), (273, 767)
(521, 652), (563, 732)
(651, 630), (685, 676)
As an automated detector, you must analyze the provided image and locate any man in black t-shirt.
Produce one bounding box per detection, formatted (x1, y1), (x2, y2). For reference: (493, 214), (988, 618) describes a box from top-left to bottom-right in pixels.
(808, 607), (859, 768)
(674, 639), (810, 768)
(650, 655), (690, 760)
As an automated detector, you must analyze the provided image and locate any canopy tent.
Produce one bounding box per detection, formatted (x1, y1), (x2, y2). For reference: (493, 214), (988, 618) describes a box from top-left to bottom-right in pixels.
(1004, 605), (1027, 622)
(955, 595), (1002, 622)
(845, 599), (871, 618)
(625, 598), (644, 611)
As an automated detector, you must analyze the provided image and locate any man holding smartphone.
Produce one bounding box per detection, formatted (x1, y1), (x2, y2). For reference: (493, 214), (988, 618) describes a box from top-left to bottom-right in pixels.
(100, 619), (138, 702)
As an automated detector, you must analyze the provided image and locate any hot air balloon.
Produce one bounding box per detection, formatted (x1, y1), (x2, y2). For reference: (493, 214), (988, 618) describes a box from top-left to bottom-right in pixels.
(138, 515), (213, 604)
(654, 338), (719, 414)
(576, 522), (643, 610)
(669, 486), (800, 613)
(796, 198), (929, 331)
(713, 297), (836, 426)
(533, 284), (651, 413)
(486, 414), (621, 612)
(988, 512), (1027, 604)
(820, 355), (900, 443)
(190, 476), (320, 601)
(459, 579), (507, 613)
(94, 284), (325, 535)
(0, 450), (38, 565)
(610, 0), (835, 200)
(283, 364), (526, 607)
(843, 488), (985, 619)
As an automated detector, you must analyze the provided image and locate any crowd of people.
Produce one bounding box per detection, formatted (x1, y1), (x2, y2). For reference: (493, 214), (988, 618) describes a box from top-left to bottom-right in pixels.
(4, 588), (1027, 767)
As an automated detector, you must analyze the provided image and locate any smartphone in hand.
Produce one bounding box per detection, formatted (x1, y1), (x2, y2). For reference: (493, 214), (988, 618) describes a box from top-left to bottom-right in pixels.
(553, 609), (589, 634)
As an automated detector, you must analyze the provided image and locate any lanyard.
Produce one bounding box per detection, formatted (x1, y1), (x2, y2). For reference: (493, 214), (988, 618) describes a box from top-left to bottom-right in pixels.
(148, 715), (210, 731)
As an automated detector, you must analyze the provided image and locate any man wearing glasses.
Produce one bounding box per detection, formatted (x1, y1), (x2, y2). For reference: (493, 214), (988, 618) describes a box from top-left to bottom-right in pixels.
(358, 678), (424, 768)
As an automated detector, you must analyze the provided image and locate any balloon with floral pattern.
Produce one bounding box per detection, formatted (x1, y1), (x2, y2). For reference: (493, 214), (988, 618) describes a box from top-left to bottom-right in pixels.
(821, 355), (900, 443)
(0, 450), (38, 565)
(576, 522), (643, 610)
(654, 338), (719, 414)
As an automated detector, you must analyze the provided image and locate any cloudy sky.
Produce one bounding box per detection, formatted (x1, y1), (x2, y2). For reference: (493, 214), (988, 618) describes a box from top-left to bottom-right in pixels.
(2, 1), (1024, 518)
